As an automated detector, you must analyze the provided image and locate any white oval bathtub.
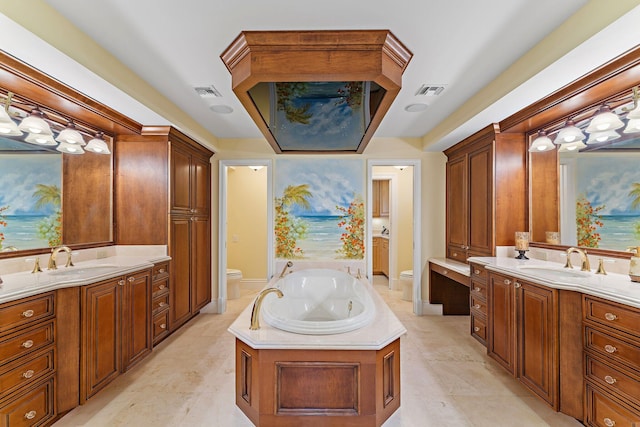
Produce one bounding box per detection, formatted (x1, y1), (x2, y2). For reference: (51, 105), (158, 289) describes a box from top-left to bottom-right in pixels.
(261, 269), (376, 335)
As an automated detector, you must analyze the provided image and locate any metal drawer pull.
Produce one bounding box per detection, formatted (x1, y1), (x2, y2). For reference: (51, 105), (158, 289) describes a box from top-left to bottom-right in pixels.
(159, 302), (167, 307)
(159, 268), (165, 274)
(24, 410), (37, 420)
(473, 326), (480, 332)
(604, 375), (617, 385)
(22, 369), (35, 379)
(158, 284), (166, 290)
(604, 344), (617, 354)
(514, 282), (521, 288)
(21, 309), (35, 318)
(128, 276), (135, 283)
(475, 287), (481, 292)
(474, 304), (481, 309)
(160, 323), (167, 329)
(21, 340), (34, 348)
(118, 280), (125, 286)
(603, 417), (615, 427)
(474, 269), (480, 275)
(452, 252), (458, 257)
(604, 312), (618, 321)
(504, 279), (511, 285)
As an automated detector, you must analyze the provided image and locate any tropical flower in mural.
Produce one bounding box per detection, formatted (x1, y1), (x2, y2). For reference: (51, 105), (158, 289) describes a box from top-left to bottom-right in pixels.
(33, 184), (62, 247)
(275, 184), (312, 258)
(335, 196), (365, 259)
(0, 205), (8, 250)
(576, 193), (605, 248)
(630, 182), (640, 241)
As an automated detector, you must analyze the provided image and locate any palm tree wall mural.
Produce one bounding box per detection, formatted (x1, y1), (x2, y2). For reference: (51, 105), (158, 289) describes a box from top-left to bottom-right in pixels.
(275, 158), (364, 260)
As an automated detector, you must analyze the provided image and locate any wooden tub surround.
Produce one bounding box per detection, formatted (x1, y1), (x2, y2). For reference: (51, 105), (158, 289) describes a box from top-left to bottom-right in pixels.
(228, 277), (406, 426)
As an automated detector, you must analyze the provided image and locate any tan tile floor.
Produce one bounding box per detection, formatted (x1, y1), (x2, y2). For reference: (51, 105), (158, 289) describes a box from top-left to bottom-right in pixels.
(53, 277), (582, 426)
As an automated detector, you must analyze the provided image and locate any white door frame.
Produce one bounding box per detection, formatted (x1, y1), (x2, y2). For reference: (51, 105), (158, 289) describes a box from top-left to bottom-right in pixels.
(218, 159), (273, 313)
(367, 159), (422, 315)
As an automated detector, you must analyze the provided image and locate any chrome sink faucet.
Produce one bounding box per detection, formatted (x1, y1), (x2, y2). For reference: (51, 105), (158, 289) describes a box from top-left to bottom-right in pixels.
(279, 261), (293, 278)
(249, 287), (284, 330)
(48, 245), (74, 270)
(564, 247), (590, 272)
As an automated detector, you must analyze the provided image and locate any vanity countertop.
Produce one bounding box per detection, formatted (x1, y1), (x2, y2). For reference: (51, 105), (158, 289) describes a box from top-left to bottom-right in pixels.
(468, 256), (640, 309)
(0, 255), (170, 304)
(429, 257), (471, 277)
(372, 233), (389, 239)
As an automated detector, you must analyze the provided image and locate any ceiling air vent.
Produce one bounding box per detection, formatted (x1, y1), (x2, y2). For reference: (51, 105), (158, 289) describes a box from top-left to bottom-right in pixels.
(194, 85), (222, 98)
(415, 84), (446, 96)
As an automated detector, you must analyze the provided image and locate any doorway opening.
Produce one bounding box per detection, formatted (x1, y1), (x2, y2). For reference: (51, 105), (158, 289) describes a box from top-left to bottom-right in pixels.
(367, 160), (422, 315)
(218, 160), (273, 313)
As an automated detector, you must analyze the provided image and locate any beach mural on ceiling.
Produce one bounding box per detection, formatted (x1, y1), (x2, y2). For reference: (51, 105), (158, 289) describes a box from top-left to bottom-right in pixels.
(274, 158), (364, 260)
(574, 154), (640, 250)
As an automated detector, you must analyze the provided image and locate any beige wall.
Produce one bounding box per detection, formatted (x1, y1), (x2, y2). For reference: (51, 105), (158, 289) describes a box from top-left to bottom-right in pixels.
(226, 166), (268, 279)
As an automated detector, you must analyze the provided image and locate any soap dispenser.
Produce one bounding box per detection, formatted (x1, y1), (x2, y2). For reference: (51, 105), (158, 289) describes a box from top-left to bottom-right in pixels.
(629, 246), (640, 282)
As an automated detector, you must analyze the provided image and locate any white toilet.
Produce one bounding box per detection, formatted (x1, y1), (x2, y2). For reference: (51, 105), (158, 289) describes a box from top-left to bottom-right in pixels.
(399, 270), (413, 301)
(227, 269), (243, 300)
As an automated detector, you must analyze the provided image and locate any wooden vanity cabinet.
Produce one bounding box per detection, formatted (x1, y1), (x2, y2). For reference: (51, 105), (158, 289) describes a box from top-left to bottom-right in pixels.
(469, 262), (488, 346)
(583, 295), (640, 426)
(372, 237), (389, 277)
(487, 271), (559, 409)
(80, 269), (152, 403)
(444, 125), (526, 263)
(0, 292), (57, 427)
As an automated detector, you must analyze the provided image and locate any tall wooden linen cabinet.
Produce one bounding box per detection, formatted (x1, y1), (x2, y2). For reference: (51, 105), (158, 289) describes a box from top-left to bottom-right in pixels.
(115, 126), (213, 336)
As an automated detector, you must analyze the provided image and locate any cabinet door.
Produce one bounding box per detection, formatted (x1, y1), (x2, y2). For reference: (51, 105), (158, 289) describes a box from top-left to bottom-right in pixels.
(379, 180), (390, 217)
(121, 270), (152, 372)
(468, 143), (493, 255)
(81, 278), (121, 402)
(170, 145), (192, 214)
(446, 155), (467, 256)
(192, 216), (211, 312)
(372, 180), (380, 218)
(192, 155), (210, 216)
(517, 280), (558, 408)
(372, 237), (381, 273)
(170, 217), (192, 330)
(381, 239), (389, 277)
(487, 272), (516, 375)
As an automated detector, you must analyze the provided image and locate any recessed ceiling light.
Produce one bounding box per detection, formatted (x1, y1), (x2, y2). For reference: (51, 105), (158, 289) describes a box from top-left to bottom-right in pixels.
(210, 105), (233, 114)
(404, 103), (428, 113)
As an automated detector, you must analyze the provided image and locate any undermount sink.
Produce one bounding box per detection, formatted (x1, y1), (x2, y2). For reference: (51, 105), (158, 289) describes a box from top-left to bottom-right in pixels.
(516, 265), (591, 280)
(47, 265), (120, 277)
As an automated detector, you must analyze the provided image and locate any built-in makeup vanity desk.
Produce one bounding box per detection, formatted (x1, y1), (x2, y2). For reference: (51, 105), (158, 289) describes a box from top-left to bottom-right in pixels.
(469, 256), (640, 426)
(428, 257), (470, 315)
(0, 254), (170, 426)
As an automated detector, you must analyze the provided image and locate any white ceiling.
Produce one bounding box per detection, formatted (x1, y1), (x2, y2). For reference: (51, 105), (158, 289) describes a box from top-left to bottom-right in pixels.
(3, 1), (640, 152)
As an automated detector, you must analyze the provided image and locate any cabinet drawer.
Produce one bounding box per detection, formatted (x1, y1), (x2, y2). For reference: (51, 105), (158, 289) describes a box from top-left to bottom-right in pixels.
(471, 314), (487, 344)
(470, 280), (487, 299)
(586, 382), (640, 427)
(469, 263), (487, 282)
(586, 354), (640, 407)
(0, 321), (55, 366)
(447, 246), (467, 263)
(0, 293), (55, 335)
(153, 311), (169, 344)
(152, 262), (169, 281)
(430, 262), (469, 287)
(470, 294), (487, 315)
(585, 326), (640, 371)
(152, 294), (170, 314)
(0, 376), (55, 427)
(584, 296), (640, 340)
(0, 348), (55, 401)
(152, 278), (169, 297)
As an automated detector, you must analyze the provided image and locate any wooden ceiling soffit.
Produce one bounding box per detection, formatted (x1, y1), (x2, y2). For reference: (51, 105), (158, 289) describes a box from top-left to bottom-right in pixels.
(0, 50), (142, 136)
(220, 30), (412, 154)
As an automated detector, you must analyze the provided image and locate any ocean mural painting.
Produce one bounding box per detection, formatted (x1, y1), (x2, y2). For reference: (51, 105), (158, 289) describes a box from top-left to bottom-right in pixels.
(0, 154), (62, 251)
(575, 155), (640, 250)
(274, 158), (364, 260)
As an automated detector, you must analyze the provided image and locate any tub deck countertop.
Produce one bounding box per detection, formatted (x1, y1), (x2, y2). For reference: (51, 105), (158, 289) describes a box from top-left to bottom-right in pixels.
(228, 278), (407, 350)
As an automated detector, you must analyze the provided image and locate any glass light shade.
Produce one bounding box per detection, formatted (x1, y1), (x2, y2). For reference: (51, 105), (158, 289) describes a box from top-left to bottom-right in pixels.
(623, 118), (640, 134)
(586, 129), (620, 144)
(528, 131), (554, 152)
(18, 110), (52, 135)
(85, 136), (111, 154)
(626, 103), (640, 120)
(56, 141), (85, 154)
(558, 140), (586, 152)
(55, 126), (85, 145)
(585, 105), (624, 133)
(0, 108), (22, 136)
(554, 120), (585, 144)
(24, 132), (57, 146)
